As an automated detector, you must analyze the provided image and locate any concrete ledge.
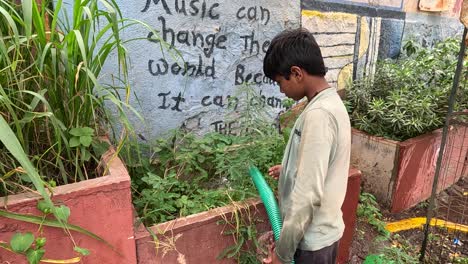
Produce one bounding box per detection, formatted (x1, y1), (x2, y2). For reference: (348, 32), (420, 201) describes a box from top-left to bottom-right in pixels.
(0, 149), (137, 264)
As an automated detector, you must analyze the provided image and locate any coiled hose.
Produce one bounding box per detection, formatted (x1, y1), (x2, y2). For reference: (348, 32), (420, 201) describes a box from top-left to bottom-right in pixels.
(249, 165), (294, 264)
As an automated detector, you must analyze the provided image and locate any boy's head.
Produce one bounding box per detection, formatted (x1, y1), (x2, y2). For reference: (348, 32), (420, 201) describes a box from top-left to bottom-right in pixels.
(263, 28), (326, 100)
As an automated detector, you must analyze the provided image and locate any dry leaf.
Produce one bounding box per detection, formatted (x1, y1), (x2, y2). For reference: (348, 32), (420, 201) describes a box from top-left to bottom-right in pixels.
(177, 253), (186, 264)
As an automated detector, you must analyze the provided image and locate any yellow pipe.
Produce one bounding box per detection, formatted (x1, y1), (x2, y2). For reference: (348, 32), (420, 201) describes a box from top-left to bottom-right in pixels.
(386, 217), (468, 233)
(41, 258), (81, 263)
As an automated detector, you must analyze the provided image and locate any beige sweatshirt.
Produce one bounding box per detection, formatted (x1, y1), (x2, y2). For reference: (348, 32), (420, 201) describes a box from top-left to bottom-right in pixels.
(275, 88), (351, 263)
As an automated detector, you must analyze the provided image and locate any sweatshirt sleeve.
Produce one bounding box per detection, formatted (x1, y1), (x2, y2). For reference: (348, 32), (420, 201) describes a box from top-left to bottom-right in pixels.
(275, 109), (335, 263)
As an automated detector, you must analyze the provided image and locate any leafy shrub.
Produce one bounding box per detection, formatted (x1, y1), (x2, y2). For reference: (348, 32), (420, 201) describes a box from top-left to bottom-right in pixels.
(346, 38), (468, 141)
(130, 87), (286, 225)
(0, 0), (155, 195)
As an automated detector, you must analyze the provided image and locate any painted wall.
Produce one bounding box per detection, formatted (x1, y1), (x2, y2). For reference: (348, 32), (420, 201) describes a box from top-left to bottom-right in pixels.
(301, 0), (464, 91)
(100, 0), (300, 138)
(99, 0), (462, 138)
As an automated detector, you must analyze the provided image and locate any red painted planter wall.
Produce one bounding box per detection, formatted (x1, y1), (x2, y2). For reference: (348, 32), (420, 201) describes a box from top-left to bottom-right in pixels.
(338, 168), (362, 264)
(0, 152), (137, 264)
(391, 125), (467, 212)
(352, 126), (467, 213)
(135, 169), (362, 264)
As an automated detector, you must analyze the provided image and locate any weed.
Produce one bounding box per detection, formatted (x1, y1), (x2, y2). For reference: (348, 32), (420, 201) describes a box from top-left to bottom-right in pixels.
(357, 192), (390, 238)
(217, 202), (263, 264)
(416, 200), (430, 210)
(129, 86), (285, 226)
(453, 256), (468, 264)
(364, 234), (419, 264)
(133, 171), (228, 224)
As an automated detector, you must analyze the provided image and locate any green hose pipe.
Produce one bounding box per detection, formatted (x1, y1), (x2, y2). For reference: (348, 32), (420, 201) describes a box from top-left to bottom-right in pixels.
(249, 165), (282, 240)
(249, 166), (295, 264)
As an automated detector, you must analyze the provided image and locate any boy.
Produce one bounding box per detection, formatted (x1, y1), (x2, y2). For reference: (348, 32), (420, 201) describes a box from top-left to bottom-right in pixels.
(262, 28), (351, 264)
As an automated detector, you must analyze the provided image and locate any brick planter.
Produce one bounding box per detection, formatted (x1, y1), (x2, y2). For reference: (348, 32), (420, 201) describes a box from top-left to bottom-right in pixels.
(352, 125), (468, 213)
(0, 149), (137, 264)
(135, 169), (361, 264)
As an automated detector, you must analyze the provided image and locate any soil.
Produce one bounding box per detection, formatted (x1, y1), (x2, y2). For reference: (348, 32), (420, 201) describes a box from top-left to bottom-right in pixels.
(349, 177), (468, 264)
(348, 219), (391, 264)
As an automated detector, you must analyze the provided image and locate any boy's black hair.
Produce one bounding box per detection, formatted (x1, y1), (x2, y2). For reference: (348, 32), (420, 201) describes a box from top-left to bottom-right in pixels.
(263, 28), (326, 80)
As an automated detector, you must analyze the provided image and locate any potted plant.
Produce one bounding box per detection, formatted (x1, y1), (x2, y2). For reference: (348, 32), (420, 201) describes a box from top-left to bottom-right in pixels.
(0, 1), (154, 262)
(345, 38), (468, 212)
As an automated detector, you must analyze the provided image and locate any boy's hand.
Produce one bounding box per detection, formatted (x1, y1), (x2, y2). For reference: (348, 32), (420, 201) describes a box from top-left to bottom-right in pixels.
(262, 243), (283, 264)
(268, 165), (282, 180)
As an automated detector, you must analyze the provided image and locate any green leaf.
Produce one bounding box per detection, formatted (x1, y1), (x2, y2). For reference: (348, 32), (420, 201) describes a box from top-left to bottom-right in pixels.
(37, 200), (52, 214)
(74, 246), (90, 256)
(20, 174), (33, 183)
(81, 149), (91, 162)
(10, 232), (34, 253)
(69, 137), (80, 148)
(217, 244), (238, 260)
(79, 136), (93, 147)
(18, 112), (53, 124)
(363, 254), (385, 264)
(26, 249), (45, 264)
(0, 210), (114, 250)
(35, 237), (46, 248)
(0, 117), (54, 208)
(70, 127), (94, 137)
(92, 141), (110, 157)
(53, 205), (70, 223)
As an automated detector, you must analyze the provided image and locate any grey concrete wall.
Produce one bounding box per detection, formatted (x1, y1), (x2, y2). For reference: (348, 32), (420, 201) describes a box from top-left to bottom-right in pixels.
(351, 129), (398, 206)
(97, 0), (300, 138)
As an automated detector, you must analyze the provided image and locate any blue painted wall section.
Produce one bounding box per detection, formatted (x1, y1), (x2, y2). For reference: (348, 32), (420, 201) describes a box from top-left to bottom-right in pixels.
(378, 19), (405, 59)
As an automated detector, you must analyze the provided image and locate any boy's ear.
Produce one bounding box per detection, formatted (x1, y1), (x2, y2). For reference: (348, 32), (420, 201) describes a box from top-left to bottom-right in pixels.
(290, 66), (303, 81)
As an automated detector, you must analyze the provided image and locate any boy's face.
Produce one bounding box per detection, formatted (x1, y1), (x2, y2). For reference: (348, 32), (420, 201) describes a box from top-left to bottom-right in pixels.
(274, 67), (305, 101)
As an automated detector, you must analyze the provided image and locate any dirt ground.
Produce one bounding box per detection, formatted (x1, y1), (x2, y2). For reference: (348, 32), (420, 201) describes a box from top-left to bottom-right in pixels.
(348, 178), (468, 264)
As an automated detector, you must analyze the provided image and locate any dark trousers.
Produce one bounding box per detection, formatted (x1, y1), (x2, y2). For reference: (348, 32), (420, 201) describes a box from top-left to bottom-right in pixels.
(293, 241), (339, 264)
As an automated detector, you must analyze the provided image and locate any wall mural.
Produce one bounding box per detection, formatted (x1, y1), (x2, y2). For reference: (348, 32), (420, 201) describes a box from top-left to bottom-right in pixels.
(302, 10), (381, 90)
(302, 0), (463, 91)
(99, 0), (300, 138)
(94, 0), (462, 137)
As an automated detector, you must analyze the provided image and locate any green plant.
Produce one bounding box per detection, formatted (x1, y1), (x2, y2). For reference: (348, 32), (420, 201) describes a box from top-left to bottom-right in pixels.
(453, 256), (468, 264)
(0, 116), (110, 263)
(132, 171), (228, 224)
(427, 233), (441, 242)
(416, 200), (430, 210)
(364, 248), (419, 264)
(0, 0), (160, 262)
(130, 86), (285, 226)
(217, 205), (263, 264)
(357, 192), (390, 238)
(4, 232), (45, 264)
(0, 0), (158, 195)
(364, 234), (419, 264)
(346, 38), (468, 141)
(282, 98), (295, 109)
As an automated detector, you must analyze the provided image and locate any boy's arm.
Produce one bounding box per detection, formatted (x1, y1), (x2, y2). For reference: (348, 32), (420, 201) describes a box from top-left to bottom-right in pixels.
(274, 109), (335, 263)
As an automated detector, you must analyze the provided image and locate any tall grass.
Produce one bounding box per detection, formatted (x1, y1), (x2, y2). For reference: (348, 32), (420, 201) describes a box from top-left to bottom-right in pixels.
(0, 0), (156, 195)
